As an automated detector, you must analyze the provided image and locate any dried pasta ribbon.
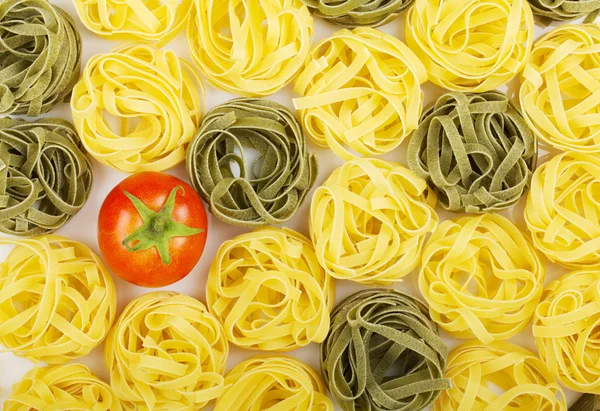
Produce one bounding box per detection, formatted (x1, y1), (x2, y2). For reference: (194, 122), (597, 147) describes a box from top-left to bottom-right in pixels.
(293, 27), (427, 160)
(520, 24), (600, 153)
(0, 118), (93, 237)
(525, 152), (600, 268)
(105, 291), (228, 411)
(186, 98), (317, 227)
(527, 0), (600, 22)
(187, 0), (313, 96)
(4, 364), (129, 411)
(207, 227), (334, 351)
(71, 43), (204, 173)
(434, 341), (567, 411)
(405, 0), (534, 92)
(321, 289), (450, 411)
(420, 214), (545, 343)
(408, 91), (537, 213)
(300, 0), (414, 27)
(0, 0), (81, 116)
(534, 270), (600, 394)
(570, 394), (600, 411)
(73, 0), (191, 46)
(310, 158), (438, 285)
(0, 235), (117, 364)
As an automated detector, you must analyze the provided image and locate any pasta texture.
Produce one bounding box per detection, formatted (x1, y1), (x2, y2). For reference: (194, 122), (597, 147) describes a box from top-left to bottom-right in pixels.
(0, 0), (81, 116)
(188, 0), (313, 96)
(214, 356), (333, 411)
(525, 152), (600, 268)
(294, 27), (427, 160)
(569, 394), (600, 411)
(105, 291), (228, 411)
(0, 235), (116, 364)
(71, 43), (204, 173)
(534, 270), (600, 394)
(4, 364), (128, 411)
(207, 227), (334, 351)
(408, 91), (537, 213)
(527, 0), (600, 22)
(405, 0), (534, 92)
(520, 24), (600, 153)
(310, 158), (438, 285)
(0, 118), (93, 237)
(420, 214), (545, 343)
(187, 98), (317, 227)
(72, 0), (191, 45)
(321, 289), (450, 411)
(434, 341), (567, 411)
(300, 0), (414, 27)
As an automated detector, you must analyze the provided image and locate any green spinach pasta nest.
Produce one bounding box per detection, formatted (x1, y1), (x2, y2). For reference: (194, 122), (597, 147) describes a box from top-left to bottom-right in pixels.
(0, 117), (93, 237)
(321, 288), (450, 411)
(186, 98), (318, 227)
(408, 90), (537, 213)
(0, 0), (81, 116)
(527, 0), (600, 22)
(301, 0), (414, 27)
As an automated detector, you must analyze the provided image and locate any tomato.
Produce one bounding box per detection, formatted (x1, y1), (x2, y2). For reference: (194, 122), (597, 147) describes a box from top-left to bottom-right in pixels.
(98, 172), (208, 287)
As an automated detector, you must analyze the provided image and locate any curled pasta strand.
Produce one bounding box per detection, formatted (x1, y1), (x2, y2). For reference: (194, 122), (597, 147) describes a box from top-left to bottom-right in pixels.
(300, 0), (414, 27)
(526, 0), (600, 22)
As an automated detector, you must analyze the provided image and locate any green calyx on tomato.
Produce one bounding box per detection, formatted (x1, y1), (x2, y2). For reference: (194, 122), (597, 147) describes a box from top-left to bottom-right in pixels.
(122, 186), (203, 265)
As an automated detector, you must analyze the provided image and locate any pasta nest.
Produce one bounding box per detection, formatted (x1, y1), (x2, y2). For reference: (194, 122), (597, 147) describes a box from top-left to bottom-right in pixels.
(300, 0), (414, 27)
(526, 0), (600, 22)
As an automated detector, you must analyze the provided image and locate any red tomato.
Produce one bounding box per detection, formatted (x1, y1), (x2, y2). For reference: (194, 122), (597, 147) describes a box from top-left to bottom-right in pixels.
(98, 172), (208, 287)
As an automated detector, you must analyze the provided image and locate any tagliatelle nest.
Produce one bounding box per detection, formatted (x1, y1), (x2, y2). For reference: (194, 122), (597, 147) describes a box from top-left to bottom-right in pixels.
(301, 0), (414, 27)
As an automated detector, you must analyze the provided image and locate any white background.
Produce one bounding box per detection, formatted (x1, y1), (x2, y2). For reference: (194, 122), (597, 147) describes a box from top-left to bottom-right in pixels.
(0, 2), (581, 409)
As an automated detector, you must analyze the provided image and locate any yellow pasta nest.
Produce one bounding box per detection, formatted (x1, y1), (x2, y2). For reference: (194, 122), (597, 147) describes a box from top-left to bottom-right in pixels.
(420, 214), (545, 343)
(214, 356), (333, 411)
(434, 341), (567, 411)
(0, 235), (116, 364)
(71, 43), (204, 173)
(188, 0), (313, 96)
(534, 270), (600, 394)
(207, 227), (334, 351)
(310, 158), (438, 286)
(72, 0), (191, 45)
(294, 27), (427, 160)
(105, 291), (228, 411)
(4, 364), (129, 411)
(520, 24), (600, 152)
(525, 152), (600, 268)
(405, 0), (534, 92)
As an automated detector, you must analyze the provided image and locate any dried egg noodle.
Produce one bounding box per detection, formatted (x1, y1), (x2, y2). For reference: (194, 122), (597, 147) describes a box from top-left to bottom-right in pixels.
(310, 158), (438, 285)
(527, 0), (600, 22)
(301, 0), (414, 27)
(105, 291), (228, 411)
(405, 0), (534, 92)
(0, 235), (116, 364)
(71, 43), (204, 173)
(187, 0), (313, 96)
(420, 214), (545, 343)
(294, 27), (427, 160)
(207, 227), (334, 351)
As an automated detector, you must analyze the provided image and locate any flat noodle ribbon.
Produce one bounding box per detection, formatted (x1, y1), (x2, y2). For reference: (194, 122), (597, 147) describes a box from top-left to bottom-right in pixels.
(186, 98), (317, 227)
(408, 91), (537, 213)
(105, 291), (228, 411)
(534, 270), (600, 394)
(570, 394), (600, 411)
(0, 118), (93, 237)
(208, 227), (334, 351)
(434, 341), (567, 411)
(0, 235), (117, 364)
(188, 0), (313, 96)
(71, 43), (204, 173)
(300, 0), (414, 27)
(420, 214), (545, 343)
(293, 27), (427, 160)
(215, 356), (333, 411)
(73, 0), (191, 46)
(321, 289), (450, 411)
(527, 0), (600, 22)
(310, 158), (438, 285)
(520, 24), (600, 153)
(0, 0), (81, 116)
(525, 152), (600, 268)
(405, 0), (534, 92)
(4, 364), (129, 411)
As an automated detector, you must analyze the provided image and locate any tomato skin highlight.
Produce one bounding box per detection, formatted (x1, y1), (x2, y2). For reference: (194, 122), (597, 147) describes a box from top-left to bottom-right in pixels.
(98, 172), (208, 287)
